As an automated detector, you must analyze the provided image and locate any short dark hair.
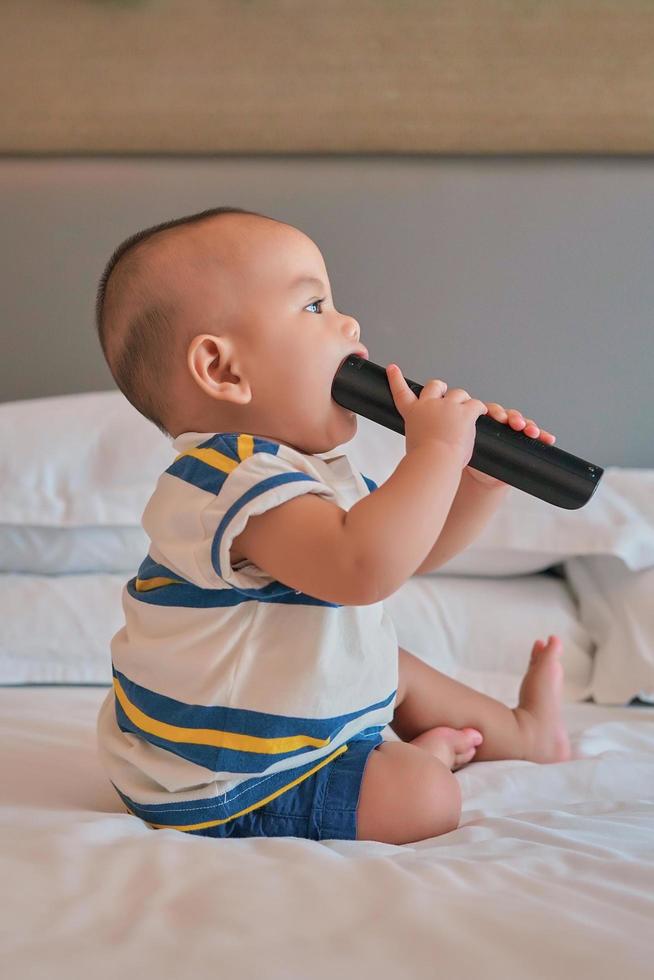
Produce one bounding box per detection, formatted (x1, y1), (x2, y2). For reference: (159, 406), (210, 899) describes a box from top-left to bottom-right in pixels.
(95, 205), (272, 437)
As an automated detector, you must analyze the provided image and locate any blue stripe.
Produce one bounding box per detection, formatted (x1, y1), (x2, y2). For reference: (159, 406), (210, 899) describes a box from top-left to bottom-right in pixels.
(362, 474), (378, 493)
(166, 452), (230, 494)
(113, 664), (396, 774)
(126, 577), (337, 608)
(135, 554), (186, 581)
(127, 576), (247, 607)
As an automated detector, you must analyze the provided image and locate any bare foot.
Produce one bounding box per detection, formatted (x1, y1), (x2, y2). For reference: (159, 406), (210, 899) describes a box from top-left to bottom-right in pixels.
(410, 726), (484, 771)
(514, 635), (571, 763)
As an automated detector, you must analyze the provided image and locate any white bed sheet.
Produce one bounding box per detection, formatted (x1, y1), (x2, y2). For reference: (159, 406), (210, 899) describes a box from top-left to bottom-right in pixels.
(2, 686), (652, 980)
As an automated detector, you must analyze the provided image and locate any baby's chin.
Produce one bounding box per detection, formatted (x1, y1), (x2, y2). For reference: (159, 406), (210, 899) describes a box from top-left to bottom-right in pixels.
(293, 406), (356, 456)
(329, 405), (358, 448)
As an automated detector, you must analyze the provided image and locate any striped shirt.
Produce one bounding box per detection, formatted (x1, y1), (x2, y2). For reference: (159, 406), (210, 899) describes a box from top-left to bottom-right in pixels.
(96, 431), (399, 834)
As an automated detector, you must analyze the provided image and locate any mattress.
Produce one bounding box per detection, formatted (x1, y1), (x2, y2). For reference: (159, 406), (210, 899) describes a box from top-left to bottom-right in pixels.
(2, 685), (652, 980)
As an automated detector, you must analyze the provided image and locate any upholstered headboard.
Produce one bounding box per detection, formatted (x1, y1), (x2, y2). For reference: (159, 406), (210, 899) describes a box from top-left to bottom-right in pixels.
(1, 155), (652, 467)
(2, 0), (654, 154)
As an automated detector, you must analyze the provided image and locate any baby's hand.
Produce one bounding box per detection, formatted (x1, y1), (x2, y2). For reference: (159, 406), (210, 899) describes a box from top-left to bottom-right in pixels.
(467, 402), (556, 488)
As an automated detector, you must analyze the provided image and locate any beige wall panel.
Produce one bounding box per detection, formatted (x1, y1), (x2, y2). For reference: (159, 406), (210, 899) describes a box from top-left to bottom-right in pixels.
(1, 0), (653, 154)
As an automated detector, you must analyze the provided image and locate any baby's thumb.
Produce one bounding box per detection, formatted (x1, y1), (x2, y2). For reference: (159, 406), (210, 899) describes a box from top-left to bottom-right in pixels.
(386, 364), (417, 416)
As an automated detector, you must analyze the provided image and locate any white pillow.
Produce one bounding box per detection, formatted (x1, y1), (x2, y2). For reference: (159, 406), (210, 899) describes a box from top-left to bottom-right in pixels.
(0, 569), (593, 705)
(384, 571), (594, 705)
(343, 416), (654, 575)
(0, 390), (172, 526)
(0, 525), (148, 574)
(0, 573), (126, 685)
(0, 391), (170, 572)
(564, 556), (654, 706)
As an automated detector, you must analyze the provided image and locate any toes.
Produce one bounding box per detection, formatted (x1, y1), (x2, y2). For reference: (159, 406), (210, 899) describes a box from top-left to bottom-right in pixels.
(545, 635), (563, 653)
(532, 636), (563, 658)
(461, 728), (483, 749)
(454, 737), (482, 767)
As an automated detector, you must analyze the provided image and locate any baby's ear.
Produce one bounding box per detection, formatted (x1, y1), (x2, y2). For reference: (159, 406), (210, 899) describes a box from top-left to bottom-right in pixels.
(187, 334), (252, 404)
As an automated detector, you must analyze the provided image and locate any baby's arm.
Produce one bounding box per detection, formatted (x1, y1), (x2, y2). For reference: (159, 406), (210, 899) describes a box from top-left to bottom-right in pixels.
(345, 443), (462, 600)
(415, 466), (510, 573)
(231, 443), (462, 604)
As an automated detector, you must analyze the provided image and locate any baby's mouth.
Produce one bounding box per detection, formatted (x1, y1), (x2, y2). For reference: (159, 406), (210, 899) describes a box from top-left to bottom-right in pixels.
(336, 349), (369, 380)
(333, 348), (368, 411)
(345, 348), (369, 366)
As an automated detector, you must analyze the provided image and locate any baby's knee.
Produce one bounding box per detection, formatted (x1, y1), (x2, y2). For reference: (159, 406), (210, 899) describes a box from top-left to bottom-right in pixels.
(356, 740), (462, 844)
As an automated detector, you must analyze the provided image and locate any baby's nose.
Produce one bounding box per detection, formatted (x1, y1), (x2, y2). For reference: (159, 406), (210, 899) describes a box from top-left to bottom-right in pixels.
(343, 319), (360, 342)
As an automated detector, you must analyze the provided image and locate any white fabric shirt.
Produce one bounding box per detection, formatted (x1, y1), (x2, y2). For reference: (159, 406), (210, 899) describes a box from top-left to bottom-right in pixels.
(96, 430), (399, 833)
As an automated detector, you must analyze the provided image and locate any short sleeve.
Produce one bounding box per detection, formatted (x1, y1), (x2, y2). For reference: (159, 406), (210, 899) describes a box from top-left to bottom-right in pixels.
(207, 448), (339, 595)
(143, 434), (338, 597)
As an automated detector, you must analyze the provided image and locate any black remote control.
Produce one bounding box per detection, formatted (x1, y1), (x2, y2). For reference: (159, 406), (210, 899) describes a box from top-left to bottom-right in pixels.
(332, 355), (603, 510)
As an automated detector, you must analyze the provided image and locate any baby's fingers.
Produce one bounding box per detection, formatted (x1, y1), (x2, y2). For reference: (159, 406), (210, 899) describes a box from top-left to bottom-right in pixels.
(516, 416), (557, 444)
(480, 402), (556, 444)
(522, 418), (556, 444)
(387, 366), (450, 424)
(386, 364), (418, 413)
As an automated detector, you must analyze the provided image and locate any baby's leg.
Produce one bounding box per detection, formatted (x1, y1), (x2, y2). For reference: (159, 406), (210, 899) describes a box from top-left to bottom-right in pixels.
(392, 638), (570, 764)
(356, 740), (462, 844)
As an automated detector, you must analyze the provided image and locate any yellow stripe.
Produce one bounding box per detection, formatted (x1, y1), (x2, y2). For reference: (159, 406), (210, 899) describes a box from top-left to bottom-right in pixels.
(142, 742), (350, 831)
(113, 675), (330, 754)
(173, 433), (255, 469)
(237, 433), (255, 460)
(135, 576), (185, 592)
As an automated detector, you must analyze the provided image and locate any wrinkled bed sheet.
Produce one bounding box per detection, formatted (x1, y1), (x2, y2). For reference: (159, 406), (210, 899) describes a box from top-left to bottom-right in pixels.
(1, 687), (653, 980)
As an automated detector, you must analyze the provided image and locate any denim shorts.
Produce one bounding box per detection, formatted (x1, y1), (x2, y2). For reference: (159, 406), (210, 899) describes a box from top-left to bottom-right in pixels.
(191, 732), (384, 842)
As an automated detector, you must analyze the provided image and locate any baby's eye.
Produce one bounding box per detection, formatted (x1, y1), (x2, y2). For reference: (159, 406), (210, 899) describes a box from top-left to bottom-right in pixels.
(305, 298), (325, 314)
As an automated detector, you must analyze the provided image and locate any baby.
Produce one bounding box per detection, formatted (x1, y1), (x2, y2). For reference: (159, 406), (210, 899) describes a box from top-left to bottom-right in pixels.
(95, 206), (571, 846)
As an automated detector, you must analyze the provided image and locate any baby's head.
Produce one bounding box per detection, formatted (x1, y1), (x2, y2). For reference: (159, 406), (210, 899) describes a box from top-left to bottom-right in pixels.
(95, 207), (366, 455)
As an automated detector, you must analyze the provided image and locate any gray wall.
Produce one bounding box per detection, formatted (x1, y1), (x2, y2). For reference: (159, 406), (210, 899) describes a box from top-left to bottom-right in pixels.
(1, 155), (653, 467)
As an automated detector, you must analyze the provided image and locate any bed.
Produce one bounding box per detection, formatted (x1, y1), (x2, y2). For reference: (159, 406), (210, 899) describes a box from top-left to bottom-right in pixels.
(1, 386), (653, 979)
